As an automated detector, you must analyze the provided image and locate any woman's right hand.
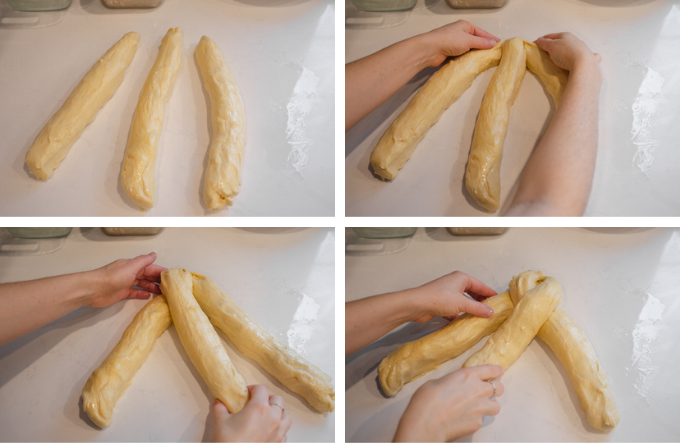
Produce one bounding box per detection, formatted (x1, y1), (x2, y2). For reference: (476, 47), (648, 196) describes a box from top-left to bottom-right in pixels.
(535, 32), (601, 72)
(212, 385), (292, 442)
(394, 365), (504, 442)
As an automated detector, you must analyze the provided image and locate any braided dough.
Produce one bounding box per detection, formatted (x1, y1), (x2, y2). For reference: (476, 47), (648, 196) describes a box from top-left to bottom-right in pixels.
(192, 273), (335, 412)
(25, 32), (139, 180)
(81, 295), (171, 428)
(378, 292), (513, 396)
(509, 271), (619, 430)
(195, 36), (246, 210)
(160, 268), (248, 413)
(121, 27), (183, 210)
(463, 274), (562, 370)
(465, 37), (526, 212)
(370, 43), (502, 180)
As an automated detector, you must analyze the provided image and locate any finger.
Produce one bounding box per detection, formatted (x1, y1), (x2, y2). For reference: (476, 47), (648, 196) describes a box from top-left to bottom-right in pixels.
(141, 264), (167, 282)
(134, 280), (162, 293)
(280, 411), (293, 437)
(466, 34), (499, 50)
(535, 37), (555, 53)
(594, 52), (602, 63)
(470, 24), (500, 42)
(468, 364), (504, 381)
(463, 275), (497, 298)
(485, 399), (501, 416)
(130, 253), (158, 276)
(269, 394), (285, 417)
(212, 398), (230, 421)
(248, 384), (270, 404)
(461, 297), (494, 318)
(127, 289), (152, 300)
(489, 379), (504, 397)
(539, 32), (566, 40)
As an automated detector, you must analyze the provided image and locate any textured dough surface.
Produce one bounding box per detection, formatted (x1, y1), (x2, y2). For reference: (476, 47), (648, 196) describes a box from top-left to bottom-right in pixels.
(510, 271), (619, 430)
(465, 37), (526, 212)
(196, 36), (246, 210)
(160, 268), (248, 412)
(121, 27), (182, 210)
(378, 292), (514, 397)
(192, 273), (335, 412)
(81, 295), (171, 428)
(25, 32), (139, 180)
(463, 275), (562, 371)
(524, 41), (568, 107)
(370, 43), (502, 181)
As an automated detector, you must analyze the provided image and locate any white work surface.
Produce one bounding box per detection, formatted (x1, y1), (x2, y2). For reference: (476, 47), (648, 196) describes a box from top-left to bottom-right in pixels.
(345, 0), (680, 216)
(0, 0), (334, 216)
(0, 227), (335, 442)
(346, 227), (680, 441)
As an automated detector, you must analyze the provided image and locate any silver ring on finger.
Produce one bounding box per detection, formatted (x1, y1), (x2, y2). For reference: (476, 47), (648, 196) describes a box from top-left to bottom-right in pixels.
(488, 380), (497, 397)
(271, 402), (285, 414)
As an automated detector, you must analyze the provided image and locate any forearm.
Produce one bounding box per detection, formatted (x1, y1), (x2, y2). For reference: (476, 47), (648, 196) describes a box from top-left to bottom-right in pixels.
(0, 270), (101, 345)
(345, 33), (439, 131)
(345, 288), (423, 356)
(507, 58), (602, 216)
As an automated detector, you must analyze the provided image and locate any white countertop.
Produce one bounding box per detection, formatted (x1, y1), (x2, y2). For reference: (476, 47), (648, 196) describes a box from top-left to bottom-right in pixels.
(0, 227), (335, 442)
(346, 227), (680, 441)
(0, 0), (335, 216)
(345, 0), (680, 216)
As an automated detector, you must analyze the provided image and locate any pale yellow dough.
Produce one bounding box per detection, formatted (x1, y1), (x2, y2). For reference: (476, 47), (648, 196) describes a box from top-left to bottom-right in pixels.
(465, 37), (526, 212)
(25, 32), (139, 180)
(160, 268), (248, 412)
(524, 41), (568, 107)
(192, 273), (335, 412)
(121, 27), (182, 210)
(378, 292), (514, 396)
(510, 271), (619, 430)
(370, 43), (502, 181)
(195, 36), (246, 210)
(463, 274), (562, 371)
(81, 295), (171, 428)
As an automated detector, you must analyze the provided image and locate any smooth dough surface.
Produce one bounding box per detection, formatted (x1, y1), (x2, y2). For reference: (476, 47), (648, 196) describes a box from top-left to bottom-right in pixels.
(465, 37), (526, 212)
(524, 41), (568, 108)
(510, 271), (619, 430)
(463, 274), (562, 371)
(121, 27), (182, 210)
(81, 295), (171, 428)
(160, 268), (248, 412)
(378, 292), (514, 397)
(192, 273), (335, 412)
(370, 43), (502, 181)
(196, 36), (246, 210)
(25, 32), (139, 180)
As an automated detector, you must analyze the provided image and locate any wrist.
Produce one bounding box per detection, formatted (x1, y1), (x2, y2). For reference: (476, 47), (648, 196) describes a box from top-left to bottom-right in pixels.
(572, 54), (602, 83)
(413, 31), (445, 69)
(76, 269), (104, 307)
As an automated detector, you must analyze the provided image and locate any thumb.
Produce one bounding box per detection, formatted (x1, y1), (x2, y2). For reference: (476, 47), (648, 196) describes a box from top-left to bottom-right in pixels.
(213, 398), (230, 422)
(130, 252), (157, 270)
(535, 37), (554, 53)
(466, 35), (498, 50)
(461, 297), (494, 318)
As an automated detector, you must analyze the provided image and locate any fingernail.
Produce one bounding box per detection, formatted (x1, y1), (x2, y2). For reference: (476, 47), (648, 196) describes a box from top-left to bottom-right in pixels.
(488, 39), (497, 45)
(487, 307), (494, 316)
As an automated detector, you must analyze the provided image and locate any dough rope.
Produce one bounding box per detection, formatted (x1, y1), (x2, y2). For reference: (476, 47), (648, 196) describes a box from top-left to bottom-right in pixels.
(121, 27), (183, 210)
(25, 32), (139, 180)
(192, 273), (335, 412)
(81, 295), (171, 428)
(509, 271), (619, 430)
(160, 268), (248, 413)
(370, 43), (502, 181)
(524, 41), (568, 108)
(195, 36), (246, 210)
(378, 292), (514, 396)
(463, 274), (562, 370)
(464, 37), (526, 212)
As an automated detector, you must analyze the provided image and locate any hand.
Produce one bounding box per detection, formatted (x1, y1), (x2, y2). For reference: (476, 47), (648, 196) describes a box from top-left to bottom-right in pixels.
(394, 365), (504, 442)
(212, 385), (292, 442)
(412, 271), (498, 323)
(85, 253), (166, 308)
(535, 32), (601, 72)
(422, 20), (500, 68)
